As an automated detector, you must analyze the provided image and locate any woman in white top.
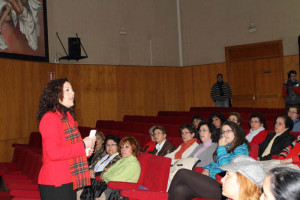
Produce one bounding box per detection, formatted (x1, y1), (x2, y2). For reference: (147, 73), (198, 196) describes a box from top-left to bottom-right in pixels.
(165, 124), (198, 164)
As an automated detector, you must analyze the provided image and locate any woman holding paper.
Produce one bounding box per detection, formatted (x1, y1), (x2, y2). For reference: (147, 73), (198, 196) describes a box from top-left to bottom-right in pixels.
(37, 78), (96, 200)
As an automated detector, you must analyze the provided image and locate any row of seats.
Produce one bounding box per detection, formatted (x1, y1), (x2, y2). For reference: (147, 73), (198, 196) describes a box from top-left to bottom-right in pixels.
(189, 106), (286, 114)
(0, 145), (42, 200)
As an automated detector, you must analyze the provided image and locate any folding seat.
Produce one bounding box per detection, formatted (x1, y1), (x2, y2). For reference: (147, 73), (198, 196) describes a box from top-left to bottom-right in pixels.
(27, 132), (42, 148)
(265, 120), (274, 131)
(95, 120), (115, 129)
(167, 125), (181, 138)
(107, 153), (171, 200)
(131, 122), (146, 133)
(157, 111), (169, 116)
(168, 137), (183, 148)
(78, 126), (93, 138)
(120, 121), (133, 132)
(97, 128), (112, 136)
(118, 131), (146, 147)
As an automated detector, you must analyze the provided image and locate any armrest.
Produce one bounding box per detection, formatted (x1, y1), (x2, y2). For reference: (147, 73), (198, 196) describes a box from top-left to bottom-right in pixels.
(121, 189), (168, 200)
(9, 190), (40, 198)
(107, 181), (139, 190)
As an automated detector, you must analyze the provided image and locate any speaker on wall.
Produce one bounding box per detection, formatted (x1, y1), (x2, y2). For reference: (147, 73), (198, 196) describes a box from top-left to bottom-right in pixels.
(68, 37), (81, 59)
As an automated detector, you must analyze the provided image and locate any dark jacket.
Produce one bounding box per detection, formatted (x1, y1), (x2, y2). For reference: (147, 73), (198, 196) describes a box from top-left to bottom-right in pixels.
(258, 130), (295, 161)
(149, 140), (175, 157)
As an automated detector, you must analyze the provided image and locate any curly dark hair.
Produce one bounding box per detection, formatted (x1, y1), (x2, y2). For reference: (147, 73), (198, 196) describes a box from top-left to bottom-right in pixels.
(37, 78), (75, 124)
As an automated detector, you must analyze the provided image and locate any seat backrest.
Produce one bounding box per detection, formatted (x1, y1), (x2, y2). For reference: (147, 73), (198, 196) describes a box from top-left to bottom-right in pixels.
(137, 153), (171, 192)
(28, 132), (42, 148)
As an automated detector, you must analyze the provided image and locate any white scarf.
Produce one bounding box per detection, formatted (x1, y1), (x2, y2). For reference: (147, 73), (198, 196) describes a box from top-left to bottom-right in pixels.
(246, 127), (265, 142)
(93, 152), (119, 172)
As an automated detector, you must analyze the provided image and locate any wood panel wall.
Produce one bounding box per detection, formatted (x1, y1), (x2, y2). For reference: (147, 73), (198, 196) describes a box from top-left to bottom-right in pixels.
(0, 55), (298, 161)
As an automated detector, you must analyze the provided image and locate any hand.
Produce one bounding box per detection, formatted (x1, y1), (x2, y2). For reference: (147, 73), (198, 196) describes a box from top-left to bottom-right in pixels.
(83, 136), (96, 149)
(89, 169), (95, 178)
(280, 158), (293, 165)
(202, 169), (209, 176)
(218, 137), (227, 146)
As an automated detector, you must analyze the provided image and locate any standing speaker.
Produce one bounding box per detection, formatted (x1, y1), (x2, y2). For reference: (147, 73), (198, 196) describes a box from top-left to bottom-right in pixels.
(68, 37), (81, 59)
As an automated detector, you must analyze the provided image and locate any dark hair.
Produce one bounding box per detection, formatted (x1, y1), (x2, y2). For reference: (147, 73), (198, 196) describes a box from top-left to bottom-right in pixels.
(191, 115), (204, 123)
(37, 78), (75, 124)
(198, 121), (218, 143)
(119, 136), (140, 157)
(213, 121), (249, 161)
(209, 112), (226, 125)
(228, 112), (242, 125)
(249, 112), (266, 129)
(288, 70), (297, 79)
(104, 135), (120, 146)
(274, 115), (294, 131)
(268, 167), (300, 200)
(217, 73), (223, 78)
(288, 105), (300, 115)
(96, 131), (105, 142)
(180, 123), (196, 136)
(153, 126), (167, 136)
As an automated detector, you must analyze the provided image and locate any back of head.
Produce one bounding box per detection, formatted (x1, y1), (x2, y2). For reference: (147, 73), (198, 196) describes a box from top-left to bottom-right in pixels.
(268, 167), (300, 200)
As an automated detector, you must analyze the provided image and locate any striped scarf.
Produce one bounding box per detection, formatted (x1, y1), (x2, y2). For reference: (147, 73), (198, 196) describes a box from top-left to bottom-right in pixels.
(56, 110), (91, 190)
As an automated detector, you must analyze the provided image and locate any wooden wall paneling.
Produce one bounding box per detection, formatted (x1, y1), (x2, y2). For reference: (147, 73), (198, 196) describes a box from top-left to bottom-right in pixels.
(228, 60), (256, 107)
(0, 138), (28, 162)
(98, 65), (118, 121)
(162, 67), (181, 111)
(178, 67), (194, 111)
(0, 59), (9, 141)
(146, 67), (167, 116)
(255, 58), (284, 108)
(192, 65), (212, 107)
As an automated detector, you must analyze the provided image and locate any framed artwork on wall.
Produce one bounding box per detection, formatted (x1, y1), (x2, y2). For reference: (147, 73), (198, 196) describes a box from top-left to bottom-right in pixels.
(0, 0), (48, 62)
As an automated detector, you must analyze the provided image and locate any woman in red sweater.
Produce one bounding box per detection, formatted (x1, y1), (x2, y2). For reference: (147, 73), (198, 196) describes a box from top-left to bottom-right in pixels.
(279, 135), (300, 168)
(37, 79), (96, 200)
(245, 112), (268, 145)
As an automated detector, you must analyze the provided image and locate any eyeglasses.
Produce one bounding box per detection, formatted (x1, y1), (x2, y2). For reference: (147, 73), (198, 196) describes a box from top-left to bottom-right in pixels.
(288, 111), (298, 114)
(199, 129), (209, 133)
(106, 143), (117, 147)
(228, 119), (238, 122)
(153, 132), (163, 136)
(221, 129), (234, 134)
(249, 120), (260, 124)
(121, 145), (131, 149)
(181, 131), (192, 135)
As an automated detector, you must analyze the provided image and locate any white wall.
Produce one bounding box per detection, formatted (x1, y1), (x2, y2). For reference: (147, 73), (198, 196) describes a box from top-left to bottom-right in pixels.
(46, 0), (300, 66)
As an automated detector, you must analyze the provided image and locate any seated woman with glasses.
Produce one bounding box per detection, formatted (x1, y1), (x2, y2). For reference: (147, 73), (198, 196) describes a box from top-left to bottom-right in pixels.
(149, 126), (175, 156)
(245, 112), (268, 145)
(80, 135), (121, 199)
(258, 115), (295, 161)
(188, 121), (218, 168)
(165, 124), (198, 164)
(287, 105), (300, 132)
(227, 112), (242, 126)
(81, 136), (141, 199)
(168, 121), (250, 200)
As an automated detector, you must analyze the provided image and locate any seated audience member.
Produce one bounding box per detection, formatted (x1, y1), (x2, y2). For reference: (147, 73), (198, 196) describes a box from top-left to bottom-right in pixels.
(287, 105), (300, 132)
(220, 156), (265, 200)
(227, 112), (242, 126)
(246, 113), (268, 145)
(167, 122), (250, 200)
(81, 136), (141, 200)
(149, 126), (175, 156)
(261, 167), (300, 200)
(165, 124), (198, 164)
(88, 131), (106, 167)
(141, 126), (156, 153)
(209, 111), (226, 137)
(258, 115), (295, 161)
(278, 135), (300, 168)
(188, 121), (218, 167)
(80, 135), (121, 199)
(191, 115), (204, 130)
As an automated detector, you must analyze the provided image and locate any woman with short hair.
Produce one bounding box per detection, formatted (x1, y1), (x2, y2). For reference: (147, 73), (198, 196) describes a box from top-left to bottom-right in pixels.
(258, 115), (295, 161)
(261, 167), (300, 200)
(165, 124), (198, 164)
(149, 126), (175, 156)
(245, 112), (268, 145)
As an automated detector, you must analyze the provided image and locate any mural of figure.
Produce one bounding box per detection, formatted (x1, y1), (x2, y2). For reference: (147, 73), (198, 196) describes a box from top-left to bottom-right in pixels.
(0, 0), (42, 50)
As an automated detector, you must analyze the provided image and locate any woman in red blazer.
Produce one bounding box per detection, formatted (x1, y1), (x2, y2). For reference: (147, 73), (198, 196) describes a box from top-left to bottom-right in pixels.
(37, 78), (95, 200)
(245, 112), (268, 145)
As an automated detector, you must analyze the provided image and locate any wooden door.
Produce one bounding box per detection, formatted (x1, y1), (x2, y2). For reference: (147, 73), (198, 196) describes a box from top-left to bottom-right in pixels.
(226, 40), (283, 108)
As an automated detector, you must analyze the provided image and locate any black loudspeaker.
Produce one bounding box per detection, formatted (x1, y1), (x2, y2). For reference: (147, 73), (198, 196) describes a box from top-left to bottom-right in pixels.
(68, 37), (81, 59)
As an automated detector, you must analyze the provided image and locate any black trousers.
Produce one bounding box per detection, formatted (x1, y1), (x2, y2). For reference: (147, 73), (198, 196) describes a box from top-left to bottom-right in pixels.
(39, 183), (76, 200)
(168, 169), (222, 200)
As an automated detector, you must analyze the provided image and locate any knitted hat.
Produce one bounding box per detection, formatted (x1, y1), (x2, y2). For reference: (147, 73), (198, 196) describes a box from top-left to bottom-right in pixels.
(219, 155), (266, 187)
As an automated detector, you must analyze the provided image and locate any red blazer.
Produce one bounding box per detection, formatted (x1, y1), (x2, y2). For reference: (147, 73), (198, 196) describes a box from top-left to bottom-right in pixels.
(38, 111), (85, 187)
(245, 129), (269, 145)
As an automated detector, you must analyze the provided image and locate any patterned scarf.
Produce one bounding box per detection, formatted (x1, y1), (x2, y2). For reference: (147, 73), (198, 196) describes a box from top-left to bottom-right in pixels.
(55, 110), (91, 190)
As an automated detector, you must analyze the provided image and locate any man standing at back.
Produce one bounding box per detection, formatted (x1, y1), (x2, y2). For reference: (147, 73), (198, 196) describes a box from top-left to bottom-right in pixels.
(282, 70), (300, 109)
(210, 74), (232, 107)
